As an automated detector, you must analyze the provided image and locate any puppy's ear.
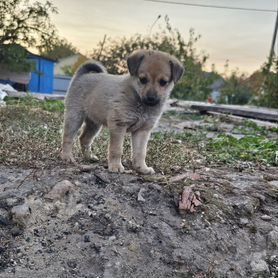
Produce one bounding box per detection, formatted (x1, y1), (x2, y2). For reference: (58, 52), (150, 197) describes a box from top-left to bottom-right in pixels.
(127, 51), (145, 76)
(169, 58), (184, 83)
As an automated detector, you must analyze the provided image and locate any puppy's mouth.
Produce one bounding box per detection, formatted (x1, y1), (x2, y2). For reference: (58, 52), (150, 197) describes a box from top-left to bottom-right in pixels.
(142, 96), (160, 106)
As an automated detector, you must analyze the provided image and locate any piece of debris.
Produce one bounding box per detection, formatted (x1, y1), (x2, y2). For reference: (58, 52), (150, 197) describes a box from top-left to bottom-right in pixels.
(169, 172), (201, 183)
(137, 188), (146, 202)
(250, 252), (270, 276)
(84, 235), (91, 242)
(127, 220), (141, 233)
(179, 187), (202, 213)
(239, 218), (249, 226)
(268, 227), (278, 248)
(45, 180), (75, 201)
(261, 215), (272, 221)
(268, 180), (278, 189)
(11, 203), (31, 226)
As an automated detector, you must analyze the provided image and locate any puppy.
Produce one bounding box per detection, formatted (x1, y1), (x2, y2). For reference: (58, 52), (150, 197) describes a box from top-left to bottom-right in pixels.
(60, 50), (184, 174)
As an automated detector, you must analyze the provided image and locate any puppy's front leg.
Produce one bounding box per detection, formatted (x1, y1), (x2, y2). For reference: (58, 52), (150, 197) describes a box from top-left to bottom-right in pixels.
(108, 127), (126, 173)
(131, 129), (155, 175)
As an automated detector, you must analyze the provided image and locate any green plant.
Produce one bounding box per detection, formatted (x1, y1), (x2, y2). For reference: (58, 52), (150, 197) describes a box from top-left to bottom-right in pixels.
(207, 134), (277, 165)
(219, 70), (252, 105)
(253, 56), (278, 108)
(4, 95), (64, 112)
(91, 16), (220, 101)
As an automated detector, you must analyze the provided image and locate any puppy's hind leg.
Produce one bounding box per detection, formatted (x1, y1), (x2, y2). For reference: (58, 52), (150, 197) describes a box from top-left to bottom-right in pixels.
(79, 118), (102, 162)
(61, 111), (84, 163)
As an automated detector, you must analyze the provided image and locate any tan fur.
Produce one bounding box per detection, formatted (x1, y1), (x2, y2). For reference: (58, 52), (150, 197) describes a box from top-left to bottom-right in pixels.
(60, 50), (184, 174)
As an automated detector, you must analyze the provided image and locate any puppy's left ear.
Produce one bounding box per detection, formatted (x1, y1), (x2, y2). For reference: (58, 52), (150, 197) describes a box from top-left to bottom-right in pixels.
(169, 58), (184, 83)
(127, 50), (145, 76)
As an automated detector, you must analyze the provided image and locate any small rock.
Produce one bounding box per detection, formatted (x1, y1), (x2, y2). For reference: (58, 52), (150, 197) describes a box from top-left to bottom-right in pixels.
(250, 252), (270, 275)
(233, 198), (259, 217)
(239, 218), (249, 226)
(0, 208), (10, 225)
(10, 226), (24, 237)
(137, 188), (146, 202)
(261, 215), (272, 221)
(127, 220), (141, 233)
(122, 184), (140, 195)
(11, 203), (31, 225)
(268, 228), (278, 247)
(84, 235), (91, 242)
(45, 180), (75, 201)
(250, 259), (269, 275)
(94, 172), (110, 184)
(251, 193), (266, 202)
(108, 235), (116, 241)
(269, 180), (278, 189)
(67, 259), (77, 269)
(6, 197), (24, 207)
(0, 176), (8, 184)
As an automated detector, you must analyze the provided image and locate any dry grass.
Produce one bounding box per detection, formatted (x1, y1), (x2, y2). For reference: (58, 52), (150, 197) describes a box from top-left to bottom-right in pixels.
(1, 103), (276, 172)
(0, 105), (199, 173)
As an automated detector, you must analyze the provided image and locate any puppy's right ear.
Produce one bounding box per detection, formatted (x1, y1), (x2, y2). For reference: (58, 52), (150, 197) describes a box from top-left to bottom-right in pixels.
(127, 51), (145, 76)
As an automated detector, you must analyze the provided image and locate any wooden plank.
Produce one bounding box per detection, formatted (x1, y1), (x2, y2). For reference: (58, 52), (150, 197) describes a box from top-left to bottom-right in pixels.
(207, 111), (278, 129)
(191, 103), (278, 122)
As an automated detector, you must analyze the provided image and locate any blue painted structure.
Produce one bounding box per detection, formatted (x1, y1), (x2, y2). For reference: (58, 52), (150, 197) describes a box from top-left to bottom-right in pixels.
(53, 75), (71, 95)
(28, 53), (55, 94)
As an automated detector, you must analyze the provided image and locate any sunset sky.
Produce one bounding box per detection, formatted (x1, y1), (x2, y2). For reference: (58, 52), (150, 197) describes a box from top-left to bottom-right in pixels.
(50, 0), (278, 74)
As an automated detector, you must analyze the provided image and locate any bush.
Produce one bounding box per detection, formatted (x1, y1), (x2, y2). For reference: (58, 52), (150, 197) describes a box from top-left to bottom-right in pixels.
(90, 16), (219, 101)
(252, 56), (278, 108)
(219, 71), (252, 105)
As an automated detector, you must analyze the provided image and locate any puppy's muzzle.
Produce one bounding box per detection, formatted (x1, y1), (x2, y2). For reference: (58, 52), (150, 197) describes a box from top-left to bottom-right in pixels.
(142, 91), (160, 106)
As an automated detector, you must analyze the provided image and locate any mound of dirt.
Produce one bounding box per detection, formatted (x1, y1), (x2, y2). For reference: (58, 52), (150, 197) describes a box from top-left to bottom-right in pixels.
(0, 164), (278, 278)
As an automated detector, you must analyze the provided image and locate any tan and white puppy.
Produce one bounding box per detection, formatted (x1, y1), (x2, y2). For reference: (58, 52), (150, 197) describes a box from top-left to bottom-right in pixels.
(61, 50), (183, 174)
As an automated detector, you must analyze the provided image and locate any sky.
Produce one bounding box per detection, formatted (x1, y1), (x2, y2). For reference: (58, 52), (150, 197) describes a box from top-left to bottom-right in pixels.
(50, 0), (278, 74)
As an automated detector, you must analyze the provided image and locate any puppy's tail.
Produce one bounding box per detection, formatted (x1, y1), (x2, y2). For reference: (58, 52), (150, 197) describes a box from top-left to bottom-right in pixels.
(73, 60), (107, 79)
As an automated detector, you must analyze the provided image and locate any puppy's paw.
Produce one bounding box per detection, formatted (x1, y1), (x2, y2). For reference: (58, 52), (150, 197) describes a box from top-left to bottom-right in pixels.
(135, 166), (155, 175)
(108, 163), (125, 173)
(60, 152), (76, 164)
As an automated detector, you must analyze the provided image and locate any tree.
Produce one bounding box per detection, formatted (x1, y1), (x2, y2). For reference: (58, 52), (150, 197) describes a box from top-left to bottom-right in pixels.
(40, 38), (78, 60)
(90, 16), (218, 101)
(0, 0), (58, 72)
(219, 70), (252, 105)
(254, 56), (278, 108)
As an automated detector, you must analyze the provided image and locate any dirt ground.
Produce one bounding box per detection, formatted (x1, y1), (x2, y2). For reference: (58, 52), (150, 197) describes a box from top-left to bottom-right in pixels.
(0, 105), (278, 278)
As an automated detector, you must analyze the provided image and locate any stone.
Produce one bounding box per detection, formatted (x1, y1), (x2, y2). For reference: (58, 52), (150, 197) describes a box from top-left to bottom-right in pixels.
(250, 252), (270, 275)
(250, 259), (269, 275)
(137, 188), (146, 202)
(269, 180), (278, 189)
(233, 198), (259, 216)
(84, 235), (91, 242)
(261, 215), (272, 221)
(45, 180), (75, 201)
(11, 203), (31, 225)
(0, 208), (10, 226)
(239, 218), (249, 226)
(268, 228), (278, 247)
(6, 197), (24, 207)
(127, 220), (141, 233)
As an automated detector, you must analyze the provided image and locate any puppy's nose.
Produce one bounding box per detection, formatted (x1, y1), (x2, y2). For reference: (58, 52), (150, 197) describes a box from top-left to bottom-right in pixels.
(143, 92), (160, 106)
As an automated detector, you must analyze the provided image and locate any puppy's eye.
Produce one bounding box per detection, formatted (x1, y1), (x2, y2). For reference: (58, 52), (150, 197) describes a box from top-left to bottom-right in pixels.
(159, 79), (168, 87)
(139, 77), (148, 85)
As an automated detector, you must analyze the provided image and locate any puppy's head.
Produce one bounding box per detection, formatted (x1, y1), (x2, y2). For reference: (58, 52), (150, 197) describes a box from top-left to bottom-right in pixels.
(127, 50), (184, 106)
